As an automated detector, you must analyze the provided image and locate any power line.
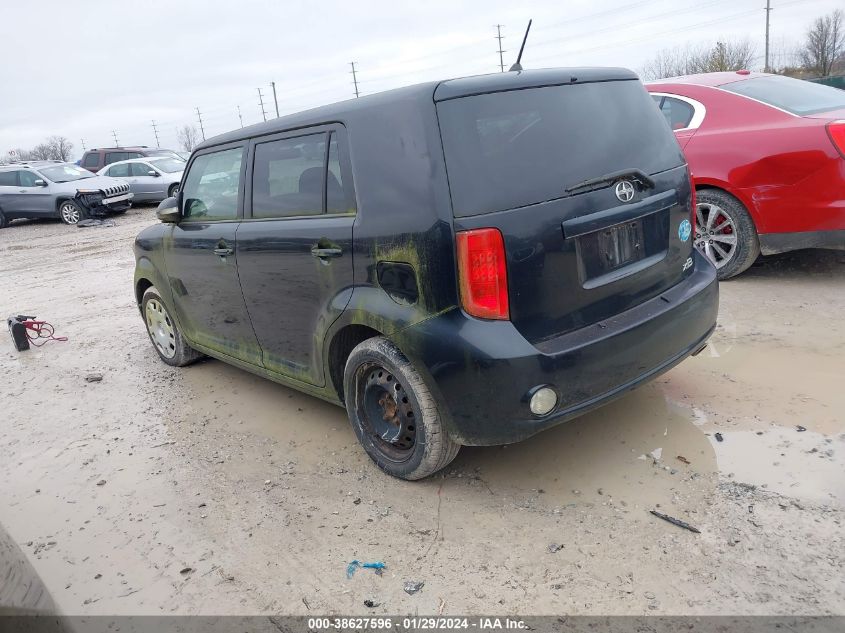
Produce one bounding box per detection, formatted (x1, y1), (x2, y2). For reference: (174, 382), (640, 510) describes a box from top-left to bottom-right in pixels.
(495, 24), (506, 72)
(764, 0), (773, 72)
(350, 61), (360, 98)
(271, 81), (280, 118)
(195, 107), (205, 141)
(257, 87), (267, 122)
(151, 120), (160, 148)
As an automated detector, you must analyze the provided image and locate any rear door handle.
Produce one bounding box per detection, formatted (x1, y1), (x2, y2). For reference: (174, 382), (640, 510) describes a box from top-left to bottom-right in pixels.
(311, 246), (342, 259)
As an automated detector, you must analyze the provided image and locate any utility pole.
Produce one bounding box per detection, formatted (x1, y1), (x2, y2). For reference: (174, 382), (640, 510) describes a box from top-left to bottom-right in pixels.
(350, 62), (360, 98)
(495, 24), (506, 72)
(195, 107), (206, 141)
(151, 120), (160, 147)
(764, 0), (772, 73)
(271, 81), (280, 118)
(257, 87), (267, 122)
(237, 105), (244, 128)
(111, 130), (119, 146)
(80, 139), (86, 151)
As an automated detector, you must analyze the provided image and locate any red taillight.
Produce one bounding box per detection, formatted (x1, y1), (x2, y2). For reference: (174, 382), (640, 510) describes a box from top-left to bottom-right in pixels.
(456, 228), (509, 320)
(827, 120), (845, 158)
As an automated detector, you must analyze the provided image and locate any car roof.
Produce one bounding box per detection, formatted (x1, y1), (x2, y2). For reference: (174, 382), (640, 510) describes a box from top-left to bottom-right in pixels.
(198, 67), (639, 151)
(647, 70), (768, 89)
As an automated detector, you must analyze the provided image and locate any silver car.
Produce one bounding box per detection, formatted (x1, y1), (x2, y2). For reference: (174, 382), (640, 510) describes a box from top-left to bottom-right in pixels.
(0, 162), (133, 227)
(98, 157), (184, 203)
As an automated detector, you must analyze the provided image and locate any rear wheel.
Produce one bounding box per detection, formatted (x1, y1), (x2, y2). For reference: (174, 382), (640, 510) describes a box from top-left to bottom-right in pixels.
(141, 287), (203, 367)
(694, 189), (759, 280)
(344, 337), (460, 480)
(58, 200), (85, 225)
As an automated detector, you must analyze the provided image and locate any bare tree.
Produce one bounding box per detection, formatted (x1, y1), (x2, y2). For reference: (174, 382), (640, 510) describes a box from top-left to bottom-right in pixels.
(800, 10), (845, 76)
(177, 125), (200, 152)
(47, 136), (74, 161)
(30, 143), (54, 161)
(641, 39), (756, 80)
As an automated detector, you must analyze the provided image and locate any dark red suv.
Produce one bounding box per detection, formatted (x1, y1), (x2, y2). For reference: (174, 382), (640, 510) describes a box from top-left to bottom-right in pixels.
(79, 147), (181, 173)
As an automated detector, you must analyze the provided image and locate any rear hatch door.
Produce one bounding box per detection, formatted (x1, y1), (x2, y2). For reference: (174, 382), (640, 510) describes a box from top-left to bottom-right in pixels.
(436, 74), (695, 344)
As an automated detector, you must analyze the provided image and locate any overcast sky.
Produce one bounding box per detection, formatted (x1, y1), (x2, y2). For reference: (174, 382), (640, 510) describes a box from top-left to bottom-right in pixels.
(0, 0), (839, 157)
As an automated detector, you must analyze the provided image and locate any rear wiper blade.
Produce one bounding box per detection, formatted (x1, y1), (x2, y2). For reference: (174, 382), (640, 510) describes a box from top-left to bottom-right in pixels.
(564, 169), (656, 194)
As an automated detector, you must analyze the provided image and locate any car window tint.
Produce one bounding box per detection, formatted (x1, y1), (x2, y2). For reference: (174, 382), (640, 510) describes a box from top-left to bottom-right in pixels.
(721, 75), (845, 115)
(182, 147), (243, 221)
(108, 163), (130, 178)
(130, 162), (153, 177)
(660, 97), (694, 130)
(326, 132), (347, 213)
(0, 171), (17, 186)
(82, 153), (100, 168)
(18, 170), (39, 187)
(252, 133), (325, 218)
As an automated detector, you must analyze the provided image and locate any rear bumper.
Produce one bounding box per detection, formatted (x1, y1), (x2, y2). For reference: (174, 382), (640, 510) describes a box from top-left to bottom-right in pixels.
(401, 250), (719, 446)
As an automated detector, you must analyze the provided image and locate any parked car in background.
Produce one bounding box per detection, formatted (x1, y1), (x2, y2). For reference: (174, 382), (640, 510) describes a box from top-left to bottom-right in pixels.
(79, 146), (182, 174)
(647, 72), (845, 279)
(98, 156), (185, 203)
(134, 68), (718, 480)
(0, 162), (132, 227)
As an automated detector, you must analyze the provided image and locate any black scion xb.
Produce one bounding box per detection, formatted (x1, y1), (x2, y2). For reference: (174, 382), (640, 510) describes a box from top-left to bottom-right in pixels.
(134, 68), (718, 480)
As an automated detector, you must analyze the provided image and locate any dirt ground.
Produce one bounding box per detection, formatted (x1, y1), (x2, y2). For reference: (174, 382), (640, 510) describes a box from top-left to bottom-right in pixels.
(1, 206), (843, 616)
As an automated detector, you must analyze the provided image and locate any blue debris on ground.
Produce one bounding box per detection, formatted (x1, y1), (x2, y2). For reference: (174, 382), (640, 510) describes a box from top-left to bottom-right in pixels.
(346, 560), (386, 579)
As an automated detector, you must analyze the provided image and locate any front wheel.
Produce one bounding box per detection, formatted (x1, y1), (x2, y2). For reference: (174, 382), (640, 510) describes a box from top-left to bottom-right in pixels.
(694, 189), (759, 280)
(344, 337), (460, 480)
(0, 210), (8, 229)
(141, 287), (203, 367)
(58, 200), (85, 225)
(168, 183), (180, 198)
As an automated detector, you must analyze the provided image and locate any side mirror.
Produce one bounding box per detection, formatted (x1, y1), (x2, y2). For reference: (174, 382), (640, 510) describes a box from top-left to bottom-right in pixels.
(156, 196), (180, 223)
(148, 170), (159, 177)
(34, 179), (47, 187)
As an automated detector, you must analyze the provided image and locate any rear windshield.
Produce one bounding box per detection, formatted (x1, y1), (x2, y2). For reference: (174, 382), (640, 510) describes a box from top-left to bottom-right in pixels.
(721, 75), (845, 116)
(437, 81), (684, 217)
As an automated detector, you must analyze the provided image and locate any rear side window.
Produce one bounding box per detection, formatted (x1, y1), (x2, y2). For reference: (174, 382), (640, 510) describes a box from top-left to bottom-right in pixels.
(660, 97), (694, 130)
(437, 81), (684, 217)
(721, 75), (845, 115)
(182, 147), (244, 221)
(108, 163), (130, 177)
(252, 133), (325, 218)
(82, 153), (100, 168)
(0, 171), (18, 186)
(105, 152), (129, 165)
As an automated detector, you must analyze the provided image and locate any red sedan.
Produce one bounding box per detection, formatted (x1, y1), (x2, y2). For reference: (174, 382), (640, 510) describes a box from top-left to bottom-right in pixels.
(647, 72), (845, 278)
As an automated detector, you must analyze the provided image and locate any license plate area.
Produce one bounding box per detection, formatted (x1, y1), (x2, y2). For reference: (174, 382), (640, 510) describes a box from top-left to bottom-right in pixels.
(576, 210), (669, 287)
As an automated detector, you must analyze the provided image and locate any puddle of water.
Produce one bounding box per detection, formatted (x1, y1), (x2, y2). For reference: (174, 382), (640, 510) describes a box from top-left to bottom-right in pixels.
(710, 427), (845, 506)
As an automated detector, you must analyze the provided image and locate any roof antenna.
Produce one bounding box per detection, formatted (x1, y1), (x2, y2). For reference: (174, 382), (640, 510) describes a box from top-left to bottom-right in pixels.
(509, 19), (532, 72)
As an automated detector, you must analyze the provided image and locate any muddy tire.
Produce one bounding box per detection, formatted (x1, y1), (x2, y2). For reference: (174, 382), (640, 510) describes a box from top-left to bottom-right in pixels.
(58, 199), (85, 225)
(344, 336), (460, 480)
(141, 287), (203, 367)
(0, 209), (7, 229)
(694, 189), (759, 280)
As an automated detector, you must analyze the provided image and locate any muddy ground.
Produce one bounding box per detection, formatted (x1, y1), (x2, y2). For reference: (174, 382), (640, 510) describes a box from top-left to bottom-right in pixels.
(0, 206), (843, 616)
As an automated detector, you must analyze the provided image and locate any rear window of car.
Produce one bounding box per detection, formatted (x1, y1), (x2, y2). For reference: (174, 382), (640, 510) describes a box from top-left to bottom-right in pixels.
(721, 75), (845, 116)
(82, 153), (99, 168)
(437, 81), (684, 217)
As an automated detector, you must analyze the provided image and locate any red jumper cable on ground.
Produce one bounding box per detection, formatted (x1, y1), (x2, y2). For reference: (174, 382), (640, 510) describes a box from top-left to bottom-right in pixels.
(7, 315), (68, 351)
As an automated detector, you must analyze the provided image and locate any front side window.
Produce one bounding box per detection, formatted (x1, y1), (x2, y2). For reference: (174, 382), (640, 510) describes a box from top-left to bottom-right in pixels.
(251, 133), (326, 219)
(108, 163), (130, 178)
(18, 170), (40, 187)
(660, 97), (695, 130)
(181, 147), (244, 221)
(130, 162), (154, 177)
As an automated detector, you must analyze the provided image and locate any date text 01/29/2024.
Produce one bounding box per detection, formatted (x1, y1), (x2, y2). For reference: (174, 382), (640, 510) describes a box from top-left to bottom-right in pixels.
(307, 617), (528, 630)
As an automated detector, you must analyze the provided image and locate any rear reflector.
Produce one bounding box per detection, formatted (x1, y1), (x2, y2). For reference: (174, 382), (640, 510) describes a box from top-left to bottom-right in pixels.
(456, 228), (509, 320)
(826, 120), (845, 158)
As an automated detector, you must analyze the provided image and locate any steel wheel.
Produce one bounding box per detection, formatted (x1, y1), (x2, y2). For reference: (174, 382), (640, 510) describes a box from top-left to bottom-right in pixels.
(145, 298), (176, 359)
(695, 202), (738, 270)
(60, 202), (81, 224)
(358, 364), (417, 462)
